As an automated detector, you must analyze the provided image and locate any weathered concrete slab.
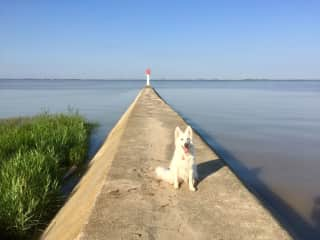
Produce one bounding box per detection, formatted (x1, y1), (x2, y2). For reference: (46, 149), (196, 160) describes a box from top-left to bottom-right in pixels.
(42, 87), (291, 240)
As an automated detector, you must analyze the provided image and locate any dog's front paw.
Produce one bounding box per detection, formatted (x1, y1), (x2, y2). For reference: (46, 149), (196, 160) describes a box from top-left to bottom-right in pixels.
(189, 186), (196, 192)
(174, 183), (179, 189)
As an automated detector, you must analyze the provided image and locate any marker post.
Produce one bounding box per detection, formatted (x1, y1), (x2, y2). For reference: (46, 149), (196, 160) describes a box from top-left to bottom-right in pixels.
(145, 68), (151, 86)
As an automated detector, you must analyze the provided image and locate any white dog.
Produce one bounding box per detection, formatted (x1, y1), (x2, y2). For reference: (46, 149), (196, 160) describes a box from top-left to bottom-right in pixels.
(156, 125), (198, 191)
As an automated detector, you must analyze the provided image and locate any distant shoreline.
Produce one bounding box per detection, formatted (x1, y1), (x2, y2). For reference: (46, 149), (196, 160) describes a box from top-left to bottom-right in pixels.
(1, 78), (320, 81)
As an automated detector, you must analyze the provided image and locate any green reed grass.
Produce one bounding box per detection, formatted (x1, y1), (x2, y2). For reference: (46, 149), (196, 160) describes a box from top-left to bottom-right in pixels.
(0, 113), (93, 239)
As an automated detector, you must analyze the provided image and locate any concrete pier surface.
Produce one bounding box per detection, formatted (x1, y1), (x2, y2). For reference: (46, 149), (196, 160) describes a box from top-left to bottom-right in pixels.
(41, 87), (291, 240)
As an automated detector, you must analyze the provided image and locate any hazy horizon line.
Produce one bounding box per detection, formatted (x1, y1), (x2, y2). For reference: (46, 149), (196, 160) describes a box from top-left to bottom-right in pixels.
(1, 78), (320, 81)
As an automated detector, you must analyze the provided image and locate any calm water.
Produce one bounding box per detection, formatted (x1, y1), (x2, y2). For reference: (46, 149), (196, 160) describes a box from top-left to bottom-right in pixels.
(1, 79), (319, 239)
(0, 79), (143, 157)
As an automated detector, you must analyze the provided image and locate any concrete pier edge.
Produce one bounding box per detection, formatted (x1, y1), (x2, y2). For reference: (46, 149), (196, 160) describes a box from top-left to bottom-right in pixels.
(41, 86), (291, 240)
(41, 89), (143, 240)
(152, 87), (294, 236)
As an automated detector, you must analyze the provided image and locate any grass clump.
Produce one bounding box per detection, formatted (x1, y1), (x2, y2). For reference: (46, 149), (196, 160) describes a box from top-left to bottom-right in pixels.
(0, 113), (92, 239)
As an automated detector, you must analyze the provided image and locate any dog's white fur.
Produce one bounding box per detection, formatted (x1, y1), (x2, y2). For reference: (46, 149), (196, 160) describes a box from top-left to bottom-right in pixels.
(156, 125), (198, 191)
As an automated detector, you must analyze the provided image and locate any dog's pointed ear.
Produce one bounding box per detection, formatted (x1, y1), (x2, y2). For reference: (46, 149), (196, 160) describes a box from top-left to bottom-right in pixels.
(185, 125), (193, 139)
(175, 126), (182, 140)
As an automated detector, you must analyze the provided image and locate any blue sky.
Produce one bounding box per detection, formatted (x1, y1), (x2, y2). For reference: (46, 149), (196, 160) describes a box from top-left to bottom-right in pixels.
(1, 1), (319, 79)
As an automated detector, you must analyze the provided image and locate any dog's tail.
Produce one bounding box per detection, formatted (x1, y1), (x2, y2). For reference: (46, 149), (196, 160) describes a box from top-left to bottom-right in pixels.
(155, 167), (173, 184)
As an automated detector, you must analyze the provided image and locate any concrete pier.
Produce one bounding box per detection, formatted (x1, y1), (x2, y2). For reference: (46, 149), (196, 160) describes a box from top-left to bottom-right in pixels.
(41, 87), (291, 240)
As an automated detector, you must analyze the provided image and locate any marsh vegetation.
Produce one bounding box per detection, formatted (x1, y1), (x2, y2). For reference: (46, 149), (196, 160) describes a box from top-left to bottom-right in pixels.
(0, 113), (93, 239)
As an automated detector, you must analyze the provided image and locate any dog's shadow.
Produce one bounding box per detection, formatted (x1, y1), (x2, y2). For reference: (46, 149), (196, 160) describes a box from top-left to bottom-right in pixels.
(196, 159), (224, 184)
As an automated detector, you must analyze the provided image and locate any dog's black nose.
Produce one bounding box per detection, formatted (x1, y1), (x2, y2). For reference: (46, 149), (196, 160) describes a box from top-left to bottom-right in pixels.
(184, 143), (189, 148)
